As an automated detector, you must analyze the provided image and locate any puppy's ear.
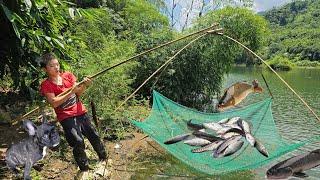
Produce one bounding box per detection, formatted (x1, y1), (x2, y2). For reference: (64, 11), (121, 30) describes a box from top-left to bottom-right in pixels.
(23, 120), (37, 136)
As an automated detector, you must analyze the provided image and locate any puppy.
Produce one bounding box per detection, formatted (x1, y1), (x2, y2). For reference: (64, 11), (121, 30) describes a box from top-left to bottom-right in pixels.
(5, 119), (60, 180)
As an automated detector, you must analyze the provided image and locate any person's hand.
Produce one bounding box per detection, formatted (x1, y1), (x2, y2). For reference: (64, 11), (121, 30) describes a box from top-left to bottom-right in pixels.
(82, 77), (92, 87)
(71, 84), (82, 94)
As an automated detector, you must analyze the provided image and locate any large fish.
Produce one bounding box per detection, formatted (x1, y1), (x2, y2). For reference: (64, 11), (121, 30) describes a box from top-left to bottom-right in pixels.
(220, 132), (242, 139)
(218, 116), (240, 125)
(245, 133), (256, 147)
(183, 137), (212, 146)
(192, 131), (224, 142)
(212, 135), (243, 158)
(219, 127), (244, 136)
(192, 140), (224, 153)
(187, 119), (204, 131)
(164, 133), (191, 144)
(254, 139), (269, 157)
(217, 80), (263, 111)
(266, 149), (320, 179)
(203, 122), (223, 132)
(237, 119), (252, 134)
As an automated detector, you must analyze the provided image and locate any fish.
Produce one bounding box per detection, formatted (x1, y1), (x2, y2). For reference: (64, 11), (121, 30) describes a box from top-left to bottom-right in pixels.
(219, 127), (245, 136)
(187, 119), (204, 131)
(192, 131), (224, 142)
(218, 116), (241, 125)
(237, 119), (252, 134)
(183, 137), (212, 146)
(192, 140), (224, 153)
(266, 149), (320, 179)
(217, 117), (230, 124)
(220, 132), (242, 139)
(254, 139), (269, 157)
(213, 138), (244, 158)
(212, 135), (242, 158)
(244, 133), (256, 146)
(217, 80), (263, 111)
(164, 133), (191, 144)
(203, 122), (223, 132)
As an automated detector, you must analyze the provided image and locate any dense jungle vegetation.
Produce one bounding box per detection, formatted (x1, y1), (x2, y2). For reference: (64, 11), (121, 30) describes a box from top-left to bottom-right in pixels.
(0, 0), (319, 137)
(262, 0), (320, 68)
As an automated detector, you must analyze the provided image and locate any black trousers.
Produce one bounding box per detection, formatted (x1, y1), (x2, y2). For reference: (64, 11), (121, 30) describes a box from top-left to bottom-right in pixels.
(60, 113), (106, 171)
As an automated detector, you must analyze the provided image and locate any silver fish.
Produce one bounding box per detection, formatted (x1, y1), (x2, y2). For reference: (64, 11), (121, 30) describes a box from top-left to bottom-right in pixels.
(164, 133), (191, 144)
(220, 127), (244, 136)
(237, 119), (252, 134)
(245, 133), (256, 146)
(203, 122), (223, 132)
(183, 137), (211, 146)
(222, 116), (241, 125)
(217, 118), (230, 124)
(191, 140), (224, 153)
(187, 119), (204, 131)
(254, 139), (269, 157)
(266, 149), (320, 179)
(213, 139), (244, 158)
(212, 135), (242, 158)
(220, 132), (241, 139)
(192, 131), (224, 142)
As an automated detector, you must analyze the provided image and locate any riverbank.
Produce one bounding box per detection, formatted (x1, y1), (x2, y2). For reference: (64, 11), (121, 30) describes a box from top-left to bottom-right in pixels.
(234, 63), (320, 70)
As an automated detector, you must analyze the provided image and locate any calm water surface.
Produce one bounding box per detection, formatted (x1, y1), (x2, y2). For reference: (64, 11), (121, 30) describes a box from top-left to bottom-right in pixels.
(131, 67), (320, 179)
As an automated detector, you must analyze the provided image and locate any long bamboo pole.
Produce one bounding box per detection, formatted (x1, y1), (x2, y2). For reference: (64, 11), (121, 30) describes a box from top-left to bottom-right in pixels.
(220, 33), (320, 121)
(10, 24), (219, 125)
(113, 32), (211, 113)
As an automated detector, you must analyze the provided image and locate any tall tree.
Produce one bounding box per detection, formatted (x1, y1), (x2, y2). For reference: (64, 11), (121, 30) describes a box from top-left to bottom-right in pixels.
(150, 7), (269, 110)
(0, 0), (75, 94)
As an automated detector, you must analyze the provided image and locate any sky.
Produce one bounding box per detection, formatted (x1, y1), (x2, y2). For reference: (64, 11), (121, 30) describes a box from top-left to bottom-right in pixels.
(163, 0), (293, 30)
(253, 0), (292, 12)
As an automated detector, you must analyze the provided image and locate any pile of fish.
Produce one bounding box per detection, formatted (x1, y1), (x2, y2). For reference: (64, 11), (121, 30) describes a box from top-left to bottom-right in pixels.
(164, 116), (269, 158)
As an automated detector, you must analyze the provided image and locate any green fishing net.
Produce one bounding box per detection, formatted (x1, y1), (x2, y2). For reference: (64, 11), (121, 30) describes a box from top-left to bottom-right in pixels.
(131, 91), (309, 175)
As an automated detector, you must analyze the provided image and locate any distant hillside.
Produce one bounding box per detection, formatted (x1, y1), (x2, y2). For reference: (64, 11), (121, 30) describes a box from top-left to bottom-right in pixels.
(263, 0), (320, 62)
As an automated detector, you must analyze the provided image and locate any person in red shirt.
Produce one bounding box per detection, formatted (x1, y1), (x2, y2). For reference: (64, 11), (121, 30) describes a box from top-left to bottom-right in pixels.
(39, 53), (106, 174)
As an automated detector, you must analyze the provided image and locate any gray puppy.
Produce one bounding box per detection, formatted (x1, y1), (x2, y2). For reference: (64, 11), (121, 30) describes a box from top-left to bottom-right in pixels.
(5, 118), (60, 180)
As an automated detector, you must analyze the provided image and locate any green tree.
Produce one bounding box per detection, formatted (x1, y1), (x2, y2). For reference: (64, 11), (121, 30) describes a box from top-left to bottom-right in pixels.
(122, 0), (174, 98)
(0, 0), (75, 95)
(263, 0), (320, 63)
(149, 7), (269, 110)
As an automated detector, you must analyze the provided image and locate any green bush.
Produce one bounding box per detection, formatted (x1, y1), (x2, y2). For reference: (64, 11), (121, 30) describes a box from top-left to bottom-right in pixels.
(267, 55), (295, 71)
(295, 60), (320, 67)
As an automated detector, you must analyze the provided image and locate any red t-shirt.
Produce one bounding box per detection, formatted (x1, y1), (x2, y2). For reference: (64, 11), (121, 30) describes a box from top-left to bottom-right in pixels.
(40, 72), (87, 121)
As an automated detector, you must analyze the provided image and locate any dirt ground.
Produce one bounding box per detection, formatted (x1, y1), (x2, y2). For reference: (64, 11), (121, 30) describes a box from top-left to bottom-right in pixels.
(0, 121), (162, 180)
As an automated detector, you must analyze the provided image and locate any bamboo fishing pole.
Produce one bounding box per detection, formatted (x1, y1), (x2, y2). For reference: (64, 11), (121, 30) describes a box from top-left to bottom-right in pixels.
(10, 24), (219, 125)
(219, 33), (320, 121)
(113, 28), (224, 113)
